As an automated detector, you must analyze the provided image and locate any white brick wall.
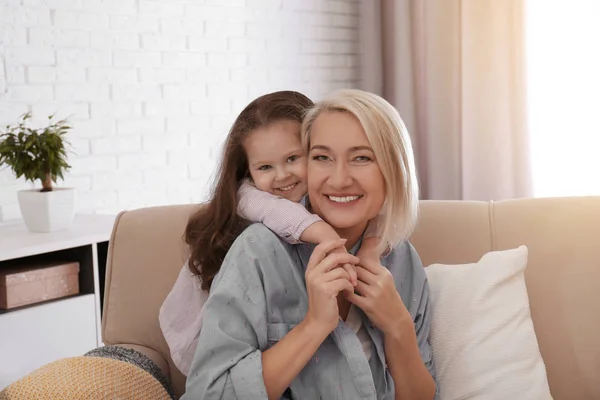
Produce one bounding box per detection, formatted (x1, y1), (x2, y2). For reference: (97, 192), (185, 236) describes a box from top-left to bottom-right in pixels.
(0, 0), (361, 221)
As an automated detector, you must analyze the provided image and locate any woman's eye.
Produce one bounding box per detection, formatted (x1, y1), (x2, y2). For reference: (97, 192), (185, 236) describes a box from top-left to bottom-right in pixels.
(312, 155), (329, 162)
(287, 155), (299, 163)
(258, 165), (272, 171)
(354, 156), (372, 163)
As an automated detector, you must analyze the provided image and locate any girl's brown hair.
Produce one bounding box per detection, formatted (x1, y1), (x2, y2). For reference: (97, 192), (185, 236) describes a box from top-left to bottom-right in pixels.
(184, 90), (314, 291)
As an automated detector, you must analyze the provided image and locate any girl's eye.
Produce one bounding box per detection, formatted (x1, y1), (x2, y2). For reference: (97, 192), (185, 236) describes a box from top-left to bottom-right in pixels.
(287, 155), (300, 163)
(258, 165), (272, 171)
(354, 156), (372, 163)
(312, 155), (329, 162)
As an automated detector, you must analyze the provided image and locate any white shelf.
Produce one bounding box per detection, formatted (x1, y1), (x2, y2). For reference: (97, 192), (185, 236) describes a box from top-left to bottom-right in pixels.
(0, 294), (98, 390)
(0, 213), (116, 389)
(0, 214), (116, 262)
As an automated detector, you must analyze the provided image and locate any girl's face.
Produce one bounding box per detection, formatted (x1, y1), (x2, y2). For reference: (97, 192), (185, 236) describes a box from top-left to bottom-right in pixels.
(307, 111), (386, 241)
(243, 120), (308, 202)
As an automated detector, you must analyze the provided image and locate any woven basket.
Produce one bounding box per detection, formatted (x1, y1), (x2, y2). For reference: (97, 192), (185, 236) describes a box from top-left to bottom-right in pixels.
(0, 347), (174, 400)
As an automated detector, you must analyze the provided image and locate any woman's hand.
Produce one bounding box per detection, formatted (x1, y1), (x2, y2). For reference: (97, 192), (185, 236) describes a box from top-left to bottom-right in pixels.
(347, 259), (413, 336)
(348, 259), (437, 400)
(304, 239), (360, 335)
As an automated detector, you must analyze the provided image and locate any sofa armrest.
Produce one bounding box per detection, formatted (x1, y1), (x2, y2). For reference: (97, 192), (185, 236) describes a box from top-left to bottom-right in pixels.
(0, 345), (175, 400)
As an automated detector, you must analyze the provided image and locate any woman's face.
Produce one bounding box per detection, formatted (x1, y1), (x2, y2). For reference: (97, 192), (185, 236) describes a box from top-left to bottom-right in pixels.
(307, 111), (386, 240)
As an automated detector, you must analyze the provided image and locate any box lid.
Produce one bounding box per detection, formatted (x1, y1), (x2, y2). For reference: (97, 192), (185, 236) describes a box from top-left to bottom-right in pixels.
(0, 261), (80, 287)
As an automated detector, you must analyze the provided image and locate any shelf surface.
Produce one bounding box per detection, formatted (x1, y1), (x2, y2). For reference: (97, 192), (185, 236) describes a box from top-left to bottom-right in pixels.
(0, 214), (117, 262)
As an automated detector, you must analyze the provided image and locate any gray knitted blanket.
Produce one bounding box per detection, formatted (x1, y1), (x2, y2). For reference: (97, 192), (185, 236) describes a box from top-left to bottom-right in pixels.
(85, 345), (175, 399)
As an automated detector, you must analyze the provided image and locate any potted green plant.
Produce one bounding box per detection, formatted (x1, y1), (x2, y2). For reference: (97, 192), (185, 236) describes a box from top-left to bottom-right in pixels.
(0, 112), (76, 232)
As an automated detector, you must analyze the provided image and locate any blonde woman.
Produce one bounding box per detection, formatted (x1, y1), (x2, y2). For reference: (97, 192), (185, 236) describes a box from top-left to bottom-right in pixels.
(182, 89), (438, 400)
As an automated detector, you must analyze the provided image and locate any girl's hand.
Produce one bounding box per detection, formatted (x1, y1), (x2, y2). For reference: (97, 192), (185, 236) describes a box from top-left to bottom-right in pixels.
(304, 239), (360, 335)
(355, 236), (380, 266)
(300, 221), (358, 287)
(347, 259), (413, 336)
(329, 246), (358, 288)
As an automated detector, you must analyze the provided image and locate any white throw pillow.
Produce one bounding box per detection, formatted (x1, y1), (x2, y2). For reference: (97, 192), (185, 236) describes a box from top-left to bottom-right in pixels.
(425, 246), (553, 400)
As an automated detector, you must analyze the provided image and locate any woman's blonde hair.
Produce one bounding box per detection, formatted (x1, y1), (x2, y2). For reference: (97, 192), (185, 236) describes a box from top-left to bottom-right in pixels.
(301, 89), (419, 255)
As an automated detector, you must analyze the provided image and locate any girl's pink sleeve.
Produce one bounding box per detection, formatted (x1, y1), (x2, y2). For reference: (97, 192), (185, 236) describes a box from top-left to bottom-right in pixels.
(159, 263), (208, 376)
(236, 179), (322, 244)
(159, 181), (323, 375)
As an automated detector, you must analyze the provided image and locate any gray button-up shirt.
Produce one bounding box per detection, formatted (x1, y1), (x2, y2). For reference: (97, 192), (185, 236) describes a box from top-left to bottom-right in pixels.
(182, 223), (438, 399)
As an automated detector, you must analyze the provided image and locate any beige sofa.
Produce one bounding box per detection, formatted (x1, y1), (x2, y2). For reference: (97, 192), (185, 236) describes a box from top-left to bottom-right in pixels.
(9, 197), (600, 399)
(102, 197), (599, 399)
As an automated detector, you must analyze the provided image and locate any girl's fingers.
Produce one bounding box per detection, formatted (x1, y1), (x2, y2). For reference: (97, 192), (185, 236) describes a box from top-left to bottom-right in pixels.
(307, 239), (348, 270)
(358, 258), (384, 275)
(352, 280), (372, 297)
(355, 266), (377, 285)
(322, 266), (351, 283)
(342, 263), (357, 286)
(346, 291), (367, 309)
(327, 278), (355, 298)
(314, 252), (360, 274)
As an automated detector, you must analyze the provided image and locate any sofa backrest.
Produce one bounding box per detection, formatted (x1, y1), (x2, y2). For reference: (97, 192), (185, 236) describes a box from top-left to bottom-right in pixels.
(102, 197), (600, 399)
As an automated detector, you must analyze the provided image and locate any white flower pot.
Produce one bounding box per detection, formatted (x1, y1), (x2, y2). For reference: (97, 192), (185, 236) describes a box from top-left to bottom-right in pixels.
(17, 187), (77, 232)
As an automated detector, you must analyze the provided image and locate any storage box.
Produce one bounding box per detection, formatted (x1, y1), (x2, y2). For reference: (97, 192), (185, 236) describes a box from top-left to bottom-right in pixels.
(0, 261), (80, 310)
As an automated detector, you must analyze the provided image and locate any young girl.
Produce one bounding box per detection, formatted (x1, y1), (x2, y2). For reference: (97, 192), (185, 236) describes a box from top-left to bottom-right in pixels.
(159, 91), (381, 376)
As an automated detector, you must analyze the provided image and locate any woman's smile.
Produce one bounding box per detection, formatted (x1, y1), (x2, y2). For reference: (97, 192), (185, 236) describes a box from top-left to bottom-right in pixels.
(325, 194), (364, 205)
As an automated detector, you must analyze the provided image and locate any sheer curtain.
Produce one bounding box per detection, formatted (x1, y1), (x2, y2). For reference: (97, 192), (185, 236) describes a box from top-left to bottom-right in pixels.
(362, 0), (533, 201)
(526, 0), (600, 197)
(359, 0), (600, 200)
